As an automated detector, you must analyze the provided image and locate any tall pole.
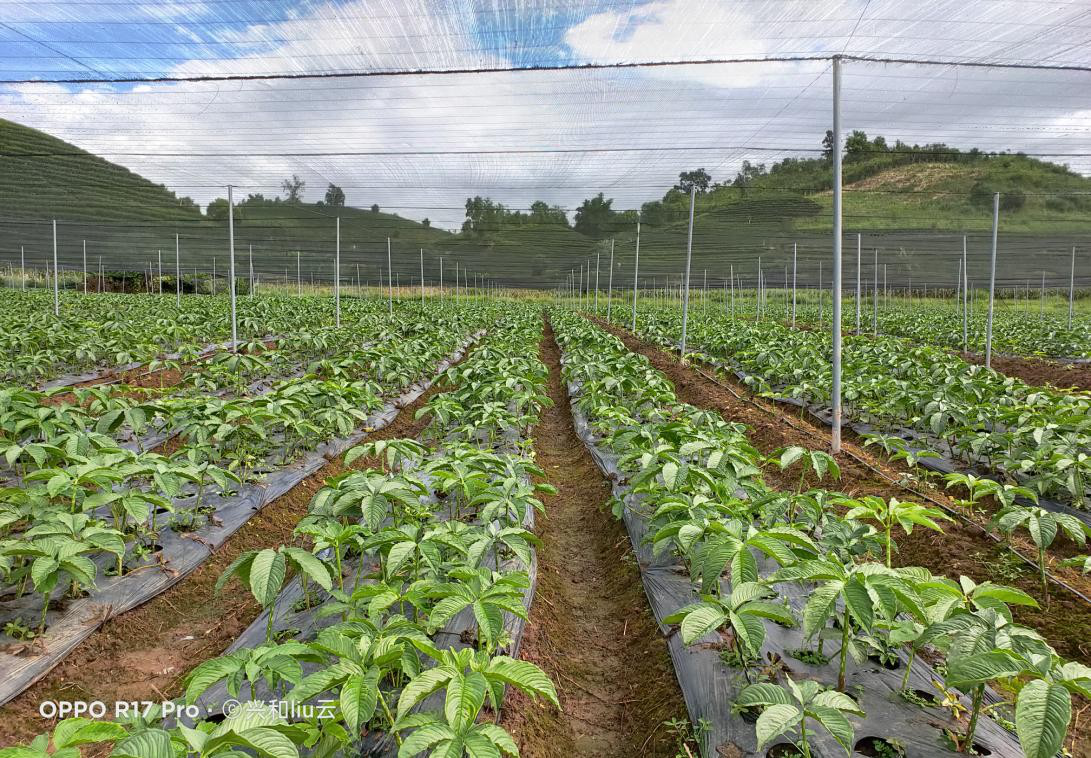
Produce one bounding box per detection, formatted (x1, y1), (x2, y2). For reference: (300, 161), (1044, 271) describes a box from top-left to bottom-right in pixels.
(386, 237), (393, 316)
(227, 186), (237, 349)
(296, 250), (301, 296)
(157, 249), (162, 295)
(594, 249), (600, 314)
(984, 192), (999, 369)
(439, 257), (444, 295)
(956, 256), (963, 348)
(1069, 246), (1077, 329)
(830, 56), (844, 453)
(52, 219), (59, 316)
(420, 248), (425, 306)
(1040, 270), (1045, 320)
(962, 236), (969, 350)
(631, 220), (640, 332)
(175, 233), (181, 306)
(98, 256), (103, 292)
(20, 246), (25, 291)
(82, 240), (87, 294)
(855, 233), (861, 334)
(873, 249), (879, 336)
(679, 185), (697, 359)
(730, 263), (735, 318)
(791, 242), (798, 325)
(334, 217), (341, 327)
(248, 244), (254, 298)
(606, 239), (615, 321)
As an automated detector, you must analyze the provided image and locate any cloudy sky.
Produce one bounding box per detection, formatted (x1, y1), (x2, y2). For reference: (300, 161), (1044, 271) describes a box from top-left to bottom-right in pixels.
(2, 0), (1090, 228)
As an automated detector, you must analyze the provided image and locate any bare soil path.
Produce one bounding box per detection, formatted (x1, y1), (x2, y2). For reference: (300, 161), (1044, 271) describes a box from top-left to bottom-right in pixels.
(502, 317), (690, 758)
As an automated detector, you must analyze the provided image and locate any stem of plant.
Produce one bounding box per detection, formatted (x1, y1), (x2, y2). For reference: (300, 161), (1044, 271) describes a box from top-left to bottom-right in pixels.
(901, 647), (915, 690)
(377, 689), (402, 746)
(838, 612), (852, 692)
(266, 597), (277, 643)
(962, 684), (984, 753)
(1039, 547), (1049, 609)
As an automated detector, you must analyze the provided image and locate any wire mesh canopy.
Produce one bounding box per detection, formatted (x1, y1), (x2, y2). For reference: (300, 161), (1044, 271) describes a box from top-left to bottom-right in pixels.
(1, 0), (1090, 288)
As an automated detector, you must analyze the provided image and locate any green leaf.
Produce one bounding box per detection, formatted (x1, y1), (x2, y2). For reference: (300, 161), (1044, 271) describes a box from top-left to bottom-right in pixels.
(1016, 679), (1071, 758)
(809, 704), (856, 753)
(754, 704), (801, 750)
(53, 718), (128, 748)
(109, 729), (174, 758)
(679, 605), (728, 645)
(340, 669), (380, 734)
(248, 548), (286, 608)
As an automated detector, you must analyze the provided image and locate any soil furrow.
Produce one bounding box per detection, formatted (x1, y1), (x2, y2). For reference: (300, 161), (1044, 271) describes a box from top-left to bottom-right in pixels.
(501, 316), (690, 758)
(594, 317), (1091, 757)
(0, 373), (449, 746)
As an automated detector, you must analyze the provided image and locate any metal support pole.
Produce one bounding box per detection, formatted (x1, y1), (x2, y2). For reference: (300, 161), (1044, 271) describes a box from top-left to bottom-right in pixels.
(52, 219), (59, 316)
(679, 185), (697, 359)
(175, 233), (181, 306)
(420, 248), (425, 305)
(296, 250), (301, 296)
(956, 256), (963, 347)
(873, 249), (878, 336)
(227, 185), (237, 349)
(962, 237), (968, 350)
(158, 249), (162, 295)
(830, 56), (844, 453)
(631, 220), (640, 331)
(334, 217), (341, 327)
(82, 240), (87, 295)
(607, 239), (614, 321)
(1069, 246), (1077, 329)
(594, 249), (600, 314)
(212, 257), (216, 296)
(730, 263), (735, 318)
(1040, 270), (1045, 320)
(386, 237), (393, 316)
(20, 246), (25, 291)
(439, 257), (444, 294)
(791, 242), (798, 325)
(248, 244), (254, 298)
(855, 233), (861, 334)
(985, 192), (999, 368)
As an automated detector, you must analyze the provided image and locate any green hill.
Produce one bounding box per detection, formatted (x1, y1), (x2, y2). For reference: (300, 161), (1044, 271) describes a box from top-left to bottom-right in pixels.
(1, 118), (1088, 290)
(0, 118), (203, 223)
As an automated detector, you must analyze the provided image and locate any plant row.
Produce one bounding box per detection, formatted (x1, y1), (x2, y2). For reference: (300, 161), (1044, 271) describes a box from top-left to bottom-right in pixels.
(0, 291), (382, 384)
(4, 305), (559, 758)
(553, 309), (1090, 758)
(617, 305), (1091, 513)
(0, 306), (486, 641)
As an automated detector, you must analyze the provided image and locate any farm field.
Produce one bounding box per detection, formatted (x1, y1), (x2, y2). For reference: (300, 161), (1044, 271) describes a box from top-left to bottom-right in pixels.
(5, 5), (1091, 755)
(0, 286), (1088, 758)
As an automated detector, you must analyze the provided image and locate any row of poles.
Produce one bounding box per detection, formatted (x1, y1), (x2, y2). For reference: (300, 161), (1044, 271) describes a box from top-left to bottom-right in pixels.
(11, 185), (497, 342)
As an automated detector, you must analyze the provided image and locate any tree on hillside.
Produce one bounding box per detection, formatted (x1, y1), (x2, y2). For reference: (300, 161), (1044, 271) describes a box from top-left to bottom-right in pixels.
(528, 200), (569, 226)
(463, 196), (511, 235)
(733, 160), (767, 193)
(206, 198), (242, 223)
(281, 174), (305, 203)
(822, 129), (835, 160)
(324, 183), (345, 206)
(574, 193), (616, 238)
(674, 168), (712, 194)
(422, 218), (431, 227)
(371, 204), (380, 213)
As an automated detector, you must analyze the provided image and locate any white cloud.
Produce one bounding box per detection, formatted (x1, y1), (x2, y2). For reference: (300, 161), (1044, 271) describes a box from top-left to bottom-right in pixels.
(2, 0), (1090, 236)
